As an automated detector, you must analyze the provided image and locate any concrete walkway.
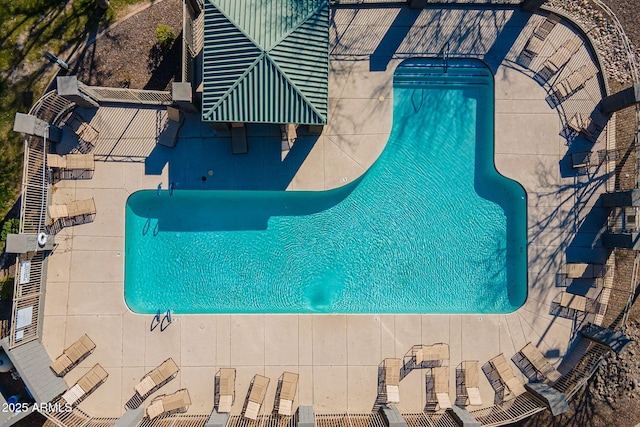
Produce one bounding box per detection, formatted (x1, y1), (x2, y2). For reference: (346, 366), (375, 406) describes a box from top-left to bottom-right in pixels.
(43, 6), (610, 418)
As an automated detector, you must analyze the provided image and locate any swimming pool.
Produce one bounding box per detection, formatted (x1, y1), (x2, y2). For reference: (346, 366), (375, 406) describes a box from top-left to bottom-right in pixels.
(125, 58), (527, 314)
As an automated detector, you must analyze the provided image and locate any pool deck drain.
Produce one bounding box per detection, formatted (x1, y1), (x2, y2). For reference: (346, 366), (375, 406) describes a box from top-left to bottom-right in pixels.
(44, 6), (609, 418)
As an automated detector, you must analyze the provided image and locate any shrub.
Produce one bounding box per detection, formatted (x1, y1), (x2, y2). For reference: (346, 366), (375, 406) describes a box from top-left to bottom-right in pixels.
(0, 276), (13, 300)
(155, 25), (176, 50)
(0, 218), (19, 243)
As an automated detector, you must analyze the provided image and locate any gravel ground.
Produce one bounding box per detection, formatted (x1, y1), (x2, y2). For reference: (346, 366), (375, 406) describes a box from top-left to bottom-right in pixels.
(604, 0), (640, 48)
(69, 0), (182, 90)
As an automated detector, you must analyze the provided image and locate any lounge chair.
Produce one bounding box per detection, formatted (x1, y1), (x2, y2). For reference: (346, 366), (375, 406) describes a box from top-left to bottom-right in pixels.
(566, 263), (607, 279)
(552, 65), (598, 102)
(461, 361), (482, 406)
(383, 358), (401, 404)
(426, 366), (451, 411)
(555, 291), (588, 312)
(217, 368), (236, 413)
(146, 389), (191, 420)
(568, 113), (608, 143)
(134, 358), (179, 399)
(49, 198), (97, 226)
(489, 354), (526, 398)
(519, 343), (562, 383)
(47, 154), (95, 180)
(521, 35), (545, 61)
(60, 364), (108, 406)
(231, 122), (248, 154)
(539, 37), (582, 79)
(277, 372), (299, 416)
(244, 374), (270, 420)
(158, 107), (184, 148)
(50, 334), (95, 376)
(570, 151), (593, 169)
(66, 113), (99, 154)
(533, 13), (560, 40)
(410, 343), (449, 367)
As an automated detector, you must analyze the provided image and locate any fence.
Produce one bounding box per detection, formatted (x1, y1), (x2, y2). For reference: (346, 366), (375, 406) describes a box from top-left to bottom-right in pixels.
(9, 91), (74, 349)
(78, 84), (172, 106)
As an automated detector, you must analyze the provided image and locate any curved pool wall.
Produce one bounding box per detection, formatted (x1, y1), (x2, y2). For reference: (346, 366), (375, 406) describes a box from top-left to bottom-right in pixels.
(125, 58), (527, 314)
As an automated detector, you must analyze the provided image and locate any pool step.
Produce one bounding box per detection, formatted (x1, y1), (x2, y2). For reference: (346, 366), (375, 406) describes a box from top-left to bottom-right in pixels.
(394, 58), (492, 88)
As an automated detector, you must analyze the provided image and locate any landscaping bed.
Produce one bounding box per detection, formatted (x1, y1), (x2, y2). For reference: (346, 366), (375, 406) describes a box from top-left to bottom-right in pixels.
(69, 0), (182, 90)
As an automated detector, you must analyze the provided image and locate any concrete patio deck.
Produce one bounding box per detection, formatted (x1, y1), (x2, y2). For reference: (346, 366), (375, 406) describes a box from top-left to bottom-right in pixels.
(43, 5), (611, 419)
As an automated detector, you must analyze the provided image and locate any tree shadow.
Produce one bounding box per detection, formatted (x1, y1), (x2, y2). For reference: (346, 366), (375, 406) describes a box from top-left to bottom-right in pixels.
(145, 33), (182, 91)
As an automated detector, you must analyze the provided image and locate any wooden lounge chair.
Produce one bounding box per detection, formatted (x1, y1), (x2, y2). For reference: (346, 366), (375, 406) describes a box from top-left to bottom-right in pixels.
(67, 113), (99, 154)
(533, 13), (560, 40)
(553, 65), (598, 101)
(383, 358), (401, 404)
(217, 368), (236, 413)
(522, 35), (545, 61)
(411, 343), (449, 367)
(146, 389), (191, 420)
(244, 374), (270, 420)
(47, 154), (95, 180)
(556, 291), (588, 312)
(231, 122), (248, 154)
(489, 354), (526, 398)
(566, 263), (607, 279)
(568, 113), (608, 143)
(277, 372), (299, 416)
(134, 358), (179, 399)
(461, 361), (482, 406)
(49, 198), (96, 226)
(158, 107), (184, 148)
(519, 343), (562, 383)
(50, 334), (95, 376)
(61, 364), (108, 406)
(540, 37), (582, 78)
(426, 366), (451, 411)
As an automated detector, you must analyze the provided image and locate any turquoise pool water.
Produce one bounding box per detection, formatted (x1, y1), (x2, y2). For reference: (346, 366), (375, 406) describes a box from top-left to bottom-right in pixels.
(125, 58), (527, 314)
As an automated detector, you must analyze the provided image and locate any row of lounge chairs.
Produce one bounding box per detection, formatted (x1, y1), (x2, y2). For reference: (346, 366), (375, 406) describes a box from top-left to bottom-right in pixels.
(244, 372), (299, 419)
(383, 341), (563, 412)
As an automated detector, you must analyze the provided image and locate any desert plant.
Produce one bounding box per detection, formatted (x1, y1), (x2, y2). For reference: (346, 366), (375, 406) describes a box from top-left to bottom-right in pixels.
(0, 218), (19, 243)
(0, 276), (13, 300)
(156, 25), (175, 50)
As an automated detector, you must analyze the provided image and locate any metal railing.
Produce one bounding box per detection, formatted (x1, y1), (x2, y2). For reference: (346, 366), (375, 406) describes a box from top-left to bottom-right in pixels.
(9, 91), (74, 349)
(468, 394), (546, 426)
(78, 84), (172, 106)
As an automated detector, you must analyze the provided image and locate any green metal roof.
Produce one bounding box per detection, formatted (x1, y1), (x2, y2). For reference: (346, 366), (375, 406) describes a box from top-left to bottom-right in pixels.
(202, 0), (329, 124)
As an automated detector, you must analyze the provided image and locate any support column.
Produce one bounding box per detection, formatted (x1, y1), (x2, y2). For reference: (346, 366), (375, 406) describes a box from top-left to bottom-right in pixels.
(601, 189), (640, 208)
(298, 406), (315, 427)
(521, 0), (548, 12)
(600, 83), (640, 114)
(172, 82), (199, 113)
(408, 0), (427, 9)
(57, 76), (99, 108)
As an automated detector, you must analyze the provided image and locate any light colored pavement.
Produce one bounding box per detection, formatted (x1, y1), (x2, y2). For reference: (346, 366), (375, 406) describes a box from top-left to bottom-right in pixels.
(43, 6), (611, 418)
